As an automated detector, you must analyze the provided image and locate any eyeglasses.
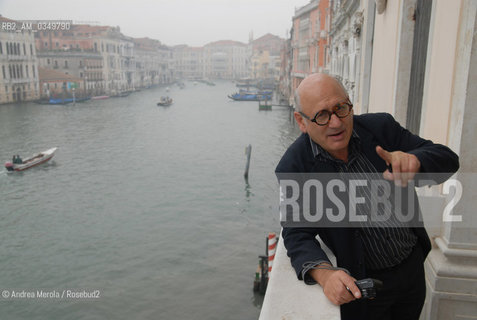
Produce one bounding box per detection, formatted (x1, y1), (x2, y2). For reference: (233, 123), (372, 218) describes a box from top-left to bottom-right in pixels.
(299, 102), (353, 126)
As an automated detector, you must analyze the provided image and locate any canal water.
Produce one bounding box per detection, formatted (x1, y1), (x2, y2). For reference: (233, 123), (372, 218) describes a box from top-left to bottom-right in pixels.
(0, 81), (300, 320)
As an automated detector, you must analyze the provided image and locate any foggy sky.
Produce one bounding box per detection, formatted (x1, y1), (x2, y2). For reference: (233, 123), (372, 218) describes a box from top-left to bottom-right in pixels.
(0, 0), (310, 46)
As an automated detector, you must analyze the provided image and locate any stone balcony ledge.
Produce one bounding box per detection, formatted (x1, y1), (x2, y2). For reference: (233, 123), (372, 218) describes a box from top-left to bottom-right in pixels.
(259, 231), (340, 320)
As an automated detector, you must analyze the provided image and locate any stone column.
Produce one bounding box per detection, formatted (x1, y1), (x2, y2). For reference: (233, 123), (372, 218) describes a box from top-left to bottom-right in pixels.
(422, 1), (477, 319)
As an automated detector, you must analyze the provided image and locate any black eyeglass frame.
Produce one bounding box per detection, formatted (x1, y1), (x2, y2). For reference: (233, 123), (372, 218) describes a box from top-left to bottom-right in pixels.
(298, 101), (353, 126)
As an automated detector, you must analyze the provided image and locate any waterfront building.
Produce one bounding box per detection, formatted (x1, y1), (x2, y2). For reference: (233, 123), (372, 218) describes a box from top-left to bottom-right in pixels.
(0, 16), (40, 104)
(133, 38), (173, 87)
(328, 0), (365, 106)
(34, 24), (175, 96)
(37, 51), (103, 97)
(278, 37), (292, 104)
(34, 24), (113, 95)
(173, 45), (205, 80)
(203, 40), (249, 79)
(38, 67), (83, 99)
(96, 26), (133, 94)
(156, 44), (174, 84)
(290, 0), (330, 94)
(250, 33), (284, 81)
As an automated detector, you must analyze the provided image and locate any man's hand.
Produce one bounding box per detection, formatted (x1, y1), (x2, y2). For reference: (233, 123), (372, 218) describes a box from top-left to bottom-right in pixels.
(376, 146), (421, 187)
(310, 266), (361, 305)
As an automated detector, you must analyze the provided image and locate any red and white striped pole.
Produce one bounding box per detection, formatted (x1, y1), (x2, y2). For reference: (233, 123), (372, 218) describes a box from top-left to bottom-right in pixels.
(267, 232), (277, 275)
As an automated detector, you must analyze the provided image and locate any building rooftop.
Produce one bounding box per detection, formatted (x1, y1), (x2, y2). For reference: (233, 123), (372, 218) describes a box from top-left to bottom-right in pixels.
(205, 40), (247, 47)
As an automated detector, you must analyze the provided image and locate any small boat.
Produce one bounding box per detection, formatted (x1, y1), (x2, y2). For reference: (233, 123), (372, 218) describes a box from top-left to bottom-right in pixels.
(111, 91), (131, 98)
(91, 95), (110, 100)
(36, 97), (90, 105)
(239, 89), (272, 95)
(157, 96), (173, 106)
(228, 92), (272, 101)
(4, 147), (58, 172)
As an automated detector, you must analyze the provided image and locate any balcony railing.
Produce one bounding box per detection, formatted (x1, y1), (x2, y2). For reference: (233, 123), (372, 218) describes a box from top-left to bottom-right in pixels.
(259, 232), (340, 320)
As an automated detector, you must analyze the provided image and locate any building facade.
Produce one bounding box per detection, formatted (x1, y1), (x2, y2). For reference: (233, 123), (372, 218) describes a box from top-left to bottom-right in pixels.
(33, 24), (174, 98)
(329, 0), (364, 105)
(250, 33), (285, 81)
(203, 40), (249, 79)
(0, 17), (40, 104)
(290, 0), (330, 95)
(37, 51), (103, 97)
(173, 45), (205, 79)
(134, 38), (173, 87)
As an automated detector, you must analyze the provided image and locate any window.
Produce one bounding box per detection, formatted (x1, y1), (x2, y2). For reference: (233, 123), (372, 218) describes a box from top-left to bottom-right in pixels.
(2, 66), (5, 79)
(30, 44), (33, 55)
(0, 42), (2, 54)
(64, 60), (68, 68)
(32, 65), (35, 78)
(23, 43), (26, 55)
(47, 58), (50, 64)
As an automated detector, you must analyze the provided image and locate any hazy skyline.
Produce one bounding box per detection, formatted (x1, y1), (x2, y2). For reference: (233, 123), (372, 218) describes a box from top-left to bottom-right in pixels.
(0, 0), (311, 46)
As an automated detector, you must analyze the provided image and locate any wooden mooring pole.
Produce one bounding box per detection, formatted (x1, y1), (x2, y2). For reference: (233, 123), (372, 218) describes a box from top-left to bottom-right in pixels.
(244, 144), (252, 179)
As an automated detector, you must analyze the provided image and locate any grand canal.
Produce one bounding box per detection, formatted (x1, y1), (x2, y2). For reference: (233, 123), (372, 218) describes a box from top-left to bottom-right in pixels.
(0, 81), (300, 319)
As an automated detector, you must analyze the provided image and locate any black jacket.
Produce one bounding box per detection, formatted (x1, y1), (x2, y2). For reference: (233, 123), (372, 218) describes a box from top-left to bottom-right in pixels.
(275, 113), (459, 320)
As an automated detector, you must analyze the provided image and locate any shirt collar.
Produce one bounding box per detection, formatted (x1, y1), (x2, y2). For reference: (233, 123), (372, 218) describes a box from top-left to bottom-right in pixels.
(308, 130), (361, 162)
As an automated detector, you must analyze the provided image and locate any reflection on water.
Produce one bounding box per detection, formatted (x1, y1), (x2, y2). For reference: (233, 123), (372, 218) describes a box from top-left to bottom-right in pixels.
(0, 81), (300, 319)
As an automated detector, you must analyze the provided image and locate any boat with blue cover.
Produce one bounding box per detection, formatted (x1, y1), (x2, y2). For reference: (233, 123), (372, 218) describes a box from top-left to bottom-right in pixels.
(228, 92), (272, 101)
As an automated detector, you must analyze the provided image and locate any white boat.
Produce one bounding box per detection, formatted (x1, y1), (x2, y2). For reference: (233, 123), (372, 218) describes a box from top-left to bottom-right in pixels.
(4, 147), (58, 172)
(91, 95), (110, 100)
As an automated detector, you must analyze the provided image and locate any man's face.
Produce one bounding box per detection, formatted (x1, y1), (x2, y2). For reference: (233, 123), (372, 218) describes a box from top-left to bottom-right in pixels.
(294, 76), (353, 161)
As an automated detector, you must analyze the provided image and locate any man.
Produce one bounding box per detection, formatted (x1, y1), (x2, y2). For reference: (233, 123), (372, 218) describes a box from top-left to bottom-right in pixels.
(275, 74), (459, 320)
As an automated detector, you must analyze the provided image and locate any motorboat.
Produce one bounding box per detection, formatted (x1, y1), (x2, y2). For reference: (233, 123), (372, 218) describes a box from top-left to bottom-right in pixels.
(228, 92), (272, 101)
(91, 95), (110, 100)
(4, 147), (58, 172)
(157, 96), (173, 106)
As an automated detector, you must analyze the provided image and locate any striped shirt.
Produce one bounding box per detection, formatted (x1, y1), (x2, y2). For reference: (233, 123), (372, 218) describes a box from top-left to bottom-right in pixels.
(309, 132), (417, 270)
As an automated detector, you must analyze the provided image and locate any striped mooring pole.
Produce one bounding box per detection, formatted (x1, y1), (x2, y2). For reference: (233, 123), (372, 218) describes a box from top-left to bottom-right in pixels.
(267, 232), (277, 275)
